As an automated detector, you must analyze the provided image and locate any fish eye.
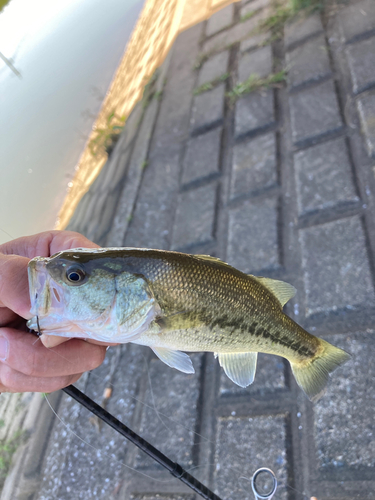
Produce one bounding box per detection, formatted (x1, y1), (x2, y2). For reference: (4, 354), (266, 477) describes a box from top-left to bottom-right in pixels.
(66, 267), (86, 284)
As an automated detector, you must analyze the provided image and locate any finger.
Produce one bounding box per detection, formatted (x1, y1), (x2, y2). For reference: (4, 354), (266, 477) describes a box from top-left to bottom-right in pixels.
(0, 328), (107, 378)
(0, 230), (99, 259)
(40, 334), (71, 348)
(0, 254), (31, 318)
(40, 334), (118, 348)
(0, 364), (82, 393)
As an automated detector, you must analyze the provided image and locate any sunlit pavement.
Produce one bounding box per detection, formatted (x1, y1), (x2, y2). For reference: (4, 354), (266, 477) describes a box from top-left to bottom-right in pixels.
(4, 0), (375, 498)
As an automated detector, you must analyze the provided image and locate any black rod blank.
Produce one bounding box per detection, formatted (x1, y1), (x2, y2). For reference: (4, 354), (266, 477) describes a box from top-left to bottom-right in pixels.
(62, 384), (223, 500)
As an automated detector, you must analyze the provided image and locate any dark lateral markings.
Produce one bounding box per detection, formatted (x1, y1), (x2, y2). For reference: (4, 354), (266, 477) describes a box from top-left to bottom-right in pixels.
(208, 315), (316, 358)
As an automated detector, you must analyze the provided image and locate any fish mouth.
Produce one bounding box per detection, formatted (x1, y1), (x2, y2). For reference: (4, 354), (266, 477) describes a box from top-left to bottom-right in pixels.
(28, 257), (67, 320)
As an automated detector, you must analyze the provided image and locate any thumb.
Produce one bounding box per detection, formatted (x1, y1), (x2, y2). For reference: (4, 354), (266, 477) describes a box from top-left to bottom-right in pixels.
(0, 254), (31, 319)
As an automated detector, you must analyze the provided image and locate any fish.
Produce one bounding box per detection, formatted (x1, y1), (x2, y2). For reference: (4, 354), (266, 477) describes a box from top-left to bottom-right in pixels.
(27, 247), (350, 402)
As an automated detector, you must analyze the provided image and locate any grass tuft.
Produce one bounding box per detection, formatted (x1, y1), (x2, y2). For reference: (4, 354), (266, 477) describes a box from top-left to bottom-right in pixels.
(240, 8), (261, 22)
(227, 70), (286, 103)
(0, 430), (26, 489)
(193, 72), (230, 95)
(256, 0), (323, 39)
(193, 53), (210, 70)
(89, 111), (126, 158)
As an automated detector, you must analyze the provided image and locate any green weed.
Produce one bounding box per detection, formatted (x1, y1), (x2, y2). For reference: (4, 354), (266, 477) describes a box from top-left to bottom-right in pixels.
(140, 160), (148, 170)
(227, 70), (286, 103)
(142, 69), (160, 108)
(0, 430), (26, 489)
(89, 111), (126, 157)
(193, 51), (214, 70)
(256, 0), (323, 38)
(193, 72), (230, 95)
(240, 8), (261, 22)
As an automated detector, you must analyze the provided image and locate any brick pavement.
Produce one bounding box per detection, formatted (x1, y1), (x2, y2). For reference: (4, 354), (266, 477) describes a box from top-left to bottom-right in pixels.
(5, 1), (375, 499)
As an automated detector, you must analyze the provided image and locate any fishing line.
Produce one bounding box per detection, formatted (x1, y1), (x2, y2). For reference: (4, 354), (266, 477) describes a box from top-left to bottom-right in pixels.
(47, 345), (305, 498)
(43, 392), (180, 484)
(0, 227), (16, 240)
(33, 330), (309, 499)
(62, 383), (223, 500)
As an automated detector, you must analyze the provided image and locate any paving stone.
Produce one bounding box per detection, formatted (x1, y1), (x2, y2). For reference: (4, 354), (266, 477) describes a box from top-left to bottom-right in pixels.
(286, 34), (331, 90)
(285, 14), (323, 50)
(37, 376), (89, 499)
(66, 191), (91, 232)
(197, 50), (230, 87)
(220, 353), (286, 396)
(190, 83), (225, 133)
(107, 99), (159, 246)
(214, 414), (288, 500)
(294, 137), (359, 216)
(357, 92), (375, 158)
(206, 3), (234, 37)
(100, 151), (122, 193)
(235, 88), (275, 139)
(94, 188), (121, 241)
(299, 216), (375, 317)
(124, 151), (180, 250)
(238, 45), (272, 82)
(240, 0), (270, 17)
(230, 131), (277, 199)
(337, 0), (375, 44)
(203, 10), (269, 54)
(347, 36), (375, 94)
(135, 354), (202, 468)
(85, 191), (108, 241)
(314, 331), (375, 470)
(289, 79), (343, 146)
(182, 127), (222, 186)
(124, 24), (203, 250)
(110, 148), (131, 190)
(227, 197), (280, 273)
(240, 32), (270, 53)
(77, 192), (99, 235)
(151, 23), (203, 152)
(171, 183), (217, 250)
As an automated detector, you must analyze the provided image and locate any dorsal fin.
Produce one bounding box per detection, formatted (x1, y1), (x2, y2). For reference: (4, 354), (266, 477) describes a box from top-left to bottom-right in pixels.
(194, 254), (238, 271)
(252, 276), (296, 307)
(195, 254), (229, 265)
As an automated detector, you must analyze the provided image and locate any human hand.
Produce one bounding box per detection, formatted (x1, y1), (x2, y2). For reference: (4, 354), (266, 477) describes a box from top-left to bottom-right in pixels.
(0, 230), (107, 393)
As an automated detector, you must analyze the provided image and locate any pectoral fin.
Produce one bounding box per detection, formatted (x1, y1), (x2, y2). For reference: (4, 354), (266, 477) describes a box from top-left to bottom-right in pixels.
(217, 352), (258, 388)
(152, 347), (195, 374)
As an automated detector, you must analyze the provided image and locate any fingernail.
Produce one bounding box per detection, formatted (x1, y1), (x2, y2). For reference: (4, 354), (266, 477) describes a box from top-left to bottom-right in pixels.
(0, 336), (9, 361)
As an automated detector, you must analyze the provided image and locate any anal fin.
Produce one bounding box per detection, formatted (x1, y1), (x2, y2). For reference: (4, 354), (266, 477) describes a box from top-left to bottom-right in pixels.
(217, 352), (258, 388)
(152, 347), (195, 374)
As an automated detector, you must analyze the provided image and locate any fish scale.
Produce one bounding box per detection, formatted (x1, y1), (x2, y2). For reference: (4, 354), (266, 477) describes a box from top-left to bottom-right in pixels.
(27, 247), (351, 402)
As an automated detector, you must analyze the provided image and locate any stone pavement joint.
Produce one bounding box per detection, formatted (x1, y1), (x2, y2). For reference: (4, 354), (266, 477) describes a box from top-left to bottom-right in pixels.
(206, 3), (234, 38)
(5, 2), (375, 499)
(289, 79), (343, 147)
(237, 45), (272, 82)
(286, 34), (331, 91)
(284, 14), (323, 51)
(357, 92), (375, 159)
(234, 88), (275, 140)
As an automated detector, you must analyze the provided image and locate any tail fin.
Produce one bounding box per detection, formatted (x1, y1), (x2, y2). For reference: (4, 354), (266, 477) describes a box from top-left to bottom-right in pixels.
(290, 339), (350, 402)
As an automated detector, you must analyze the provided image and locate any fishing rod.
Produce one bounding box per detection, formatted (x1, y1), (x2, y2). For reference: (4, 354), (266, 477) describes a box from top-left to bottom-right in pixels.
(61, 384), (277, 500)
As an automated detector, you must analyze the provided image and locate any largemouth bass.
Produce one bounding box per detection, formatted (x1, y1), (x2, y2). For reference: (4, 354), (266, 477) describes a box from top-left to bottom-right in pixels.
(27, 247), (350, 402)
